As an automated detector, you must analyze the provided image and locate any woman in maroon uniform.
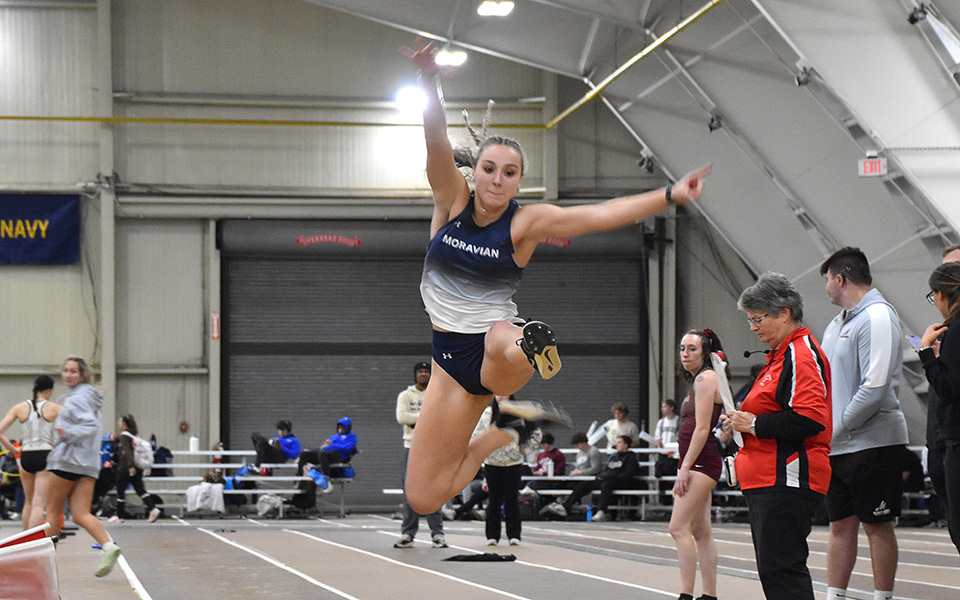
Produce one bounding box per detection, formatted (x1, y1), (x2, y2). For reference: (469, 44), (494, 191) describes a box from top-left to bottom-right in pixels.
(722, 272), (832, 600)
(670, 329), (728, 600)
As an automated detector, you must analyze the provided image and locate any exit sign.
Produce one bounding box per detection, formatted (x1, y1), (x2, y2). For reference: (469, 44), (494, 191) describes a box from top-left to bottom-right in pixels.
(858, 157), (887, 177)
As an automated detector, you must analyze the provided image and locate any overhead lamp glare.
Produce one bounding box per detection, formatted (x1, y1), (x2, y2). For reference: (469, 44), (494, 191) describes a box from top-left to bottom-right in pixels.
(396, 85), (428, 116)
(477, 1), (514, 17)
(436, 50), (468, 66)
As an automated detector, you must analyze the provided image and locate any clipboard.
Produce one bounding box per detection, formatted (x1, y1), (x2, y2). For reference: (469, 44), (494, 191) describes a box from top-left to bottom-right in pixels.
(710, 352), (742, 447)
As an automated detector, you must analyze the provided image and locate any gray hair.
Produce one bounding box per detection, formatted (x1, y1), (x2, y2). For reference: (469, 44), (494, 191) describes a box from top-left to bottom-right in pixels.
(737, 272), (804, 323)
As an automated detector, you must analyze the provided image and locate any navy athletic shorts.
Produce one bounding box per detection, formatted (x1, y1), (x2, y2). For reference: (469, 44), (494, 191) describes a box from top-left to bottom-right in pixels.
(432, 330), (493, 396)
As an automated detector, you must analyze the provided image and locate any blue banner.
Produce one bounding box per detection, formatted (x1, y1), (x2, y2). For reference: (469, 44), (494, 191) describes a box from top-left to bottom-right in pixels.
(0, 194), (79, 264)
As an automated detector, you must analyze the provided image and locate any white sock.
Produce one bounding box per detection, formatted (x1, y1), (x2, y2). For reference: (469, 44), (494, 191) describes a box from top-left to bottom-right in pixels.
(103, 541), (118, 551)
(826, 588), (846, 600)
(874, 591), (893, 600)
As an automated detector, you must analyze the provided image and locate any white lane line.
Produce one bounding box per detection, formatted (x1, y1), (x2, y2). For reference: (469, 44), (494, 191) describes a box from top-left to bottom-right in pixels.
(244, 518), (269, 527)
(316, 517), (352, 528)
(198, 527), (360, 600)
(286, 529), (533, 600)
(525, 526), (954, 597)
(117, 554), (153, 600)
(365, 514), (395, 522)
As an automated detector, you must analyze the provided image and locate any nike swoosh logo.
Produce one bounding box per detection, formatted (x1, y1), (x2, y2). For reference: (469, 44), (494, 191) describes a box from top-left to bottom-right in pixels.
(544, 348), (556, 369)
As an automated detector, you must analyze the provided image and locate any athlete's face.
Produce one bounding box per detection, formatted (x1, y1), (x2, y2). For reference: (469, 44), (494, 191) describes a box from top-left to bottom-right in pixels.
(61, 360), (84, 387)
(679, 333), (704, 374)
(473, 145), (522, 211)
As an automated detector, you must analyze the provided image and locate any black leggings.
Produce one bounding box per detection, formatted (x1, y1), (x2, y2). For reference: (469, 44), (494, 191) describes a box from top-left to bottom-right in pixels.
(485, 464), (522, 542)
(944, 445), (960, 554)
(298, 449), (344, 476)
(115, 468), (155, 516)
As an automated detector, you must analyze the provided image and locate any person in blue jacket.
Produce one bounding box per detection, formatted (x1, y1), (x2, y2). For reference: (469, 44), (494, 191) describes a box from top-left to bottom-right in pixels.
(299, 417), (357, 491)
(251, 420), (301, 471)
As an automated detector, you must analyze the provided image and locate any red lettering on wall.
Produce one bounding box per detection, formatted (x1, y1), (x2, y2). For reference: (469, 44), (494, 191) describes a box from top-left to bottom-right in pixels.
(296, 234), (362, 247)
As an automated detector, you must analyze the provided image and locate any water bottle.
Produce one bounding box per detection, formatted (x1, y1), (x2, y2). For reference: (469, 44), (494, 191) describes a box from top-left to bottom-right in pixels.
(586, 505), (593, 522)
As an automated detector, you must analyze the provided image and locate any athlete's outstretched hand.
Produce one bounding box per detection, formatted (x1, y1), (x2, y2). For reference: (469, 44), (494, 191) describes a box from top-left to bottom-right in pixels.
(399, 37), (446, 79)
(671, 163), (712, 205)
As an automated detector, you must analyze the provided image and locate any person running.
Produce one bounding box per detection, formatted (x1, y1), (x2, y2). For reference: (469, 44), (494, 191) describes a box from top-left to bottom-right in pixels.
(111, 414), (161, 523)
(401, 37), (712, 514)
(29, 357), (121, 577)
(671, 329), (727, 600)
(0, 375), (61, 530)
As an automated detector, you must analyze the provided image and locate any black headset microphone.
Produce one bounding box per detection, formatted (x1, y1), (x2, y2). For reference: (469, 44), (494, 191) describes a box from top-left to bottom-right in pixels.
(743, 349), (770, 358)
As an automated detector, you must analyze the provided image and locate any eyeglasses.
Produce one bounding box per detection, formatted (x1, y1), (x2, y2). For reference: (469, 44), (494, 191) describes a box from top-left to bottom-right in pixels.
(746, 314), (770, 327)
(927, 290), (936, 305)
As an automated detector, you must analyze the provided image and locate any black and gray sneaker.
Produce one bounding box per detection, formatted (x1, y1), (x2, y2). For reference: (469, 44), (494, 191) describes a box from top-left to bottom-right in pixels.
(498, 399), (573, 429)
(517, 320), (561, 379)
(393, 534), (415, 549)
(490, 400), (538, 445)
(491, 399), (573, 446)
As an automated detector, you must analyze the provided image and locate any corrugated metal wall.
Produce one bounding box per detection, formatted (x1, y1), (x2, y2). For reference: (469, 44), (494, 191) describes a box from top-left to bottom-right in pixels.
(220, 219), (646, 508)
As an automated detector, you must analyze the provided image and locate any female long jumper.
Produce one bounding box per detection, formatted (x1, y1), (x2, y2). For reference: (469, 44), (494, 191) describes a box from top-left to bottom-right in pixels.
(403, 39), (711, 514)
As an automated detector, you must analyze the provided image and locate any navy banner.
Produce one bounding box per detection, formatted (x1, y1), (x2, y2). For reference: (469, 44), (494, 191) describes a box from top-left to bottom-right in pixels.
(0, 194), (80, 264)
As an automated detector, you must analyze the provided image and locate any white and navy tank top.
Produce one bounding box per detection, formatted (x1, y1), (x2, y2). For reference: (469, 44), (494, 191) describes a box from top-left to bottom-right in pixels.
(420, 193), (524, 333)
(21, 399), (58, 451)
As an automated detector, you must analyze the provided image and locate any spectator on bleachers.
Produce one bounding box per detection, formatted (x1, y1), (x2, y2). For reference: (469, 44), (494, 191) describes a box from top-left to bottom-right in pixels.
(542, 434), (639, 522)
(734, 364), (764, 407)
(453, 469), (488, 521)
(299, 417), (357, 485)
(532, 432), (565, 476)
(602, 403), (640, 449)
(568, 432), (602, 477)
(654, 399), (680, 481)
(251, 420), (300, 475)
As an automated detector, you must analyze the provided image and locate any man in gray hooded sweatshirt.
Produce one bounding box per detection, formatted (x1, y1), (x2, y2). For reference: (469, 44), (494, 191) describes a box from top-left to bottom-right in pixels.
(820, 247), (908, 600)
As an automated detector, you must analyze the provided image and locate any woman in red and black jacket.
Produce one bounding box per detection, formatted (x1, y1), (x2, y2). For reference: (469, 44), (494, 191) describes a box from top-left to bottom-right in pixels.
(722, 272), (832, 600)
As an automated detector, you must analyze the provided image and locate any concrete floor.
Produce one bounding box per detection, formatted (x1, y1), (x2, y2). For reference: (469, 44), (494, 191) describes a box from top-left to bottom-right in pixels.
(7, 514), (959, 600)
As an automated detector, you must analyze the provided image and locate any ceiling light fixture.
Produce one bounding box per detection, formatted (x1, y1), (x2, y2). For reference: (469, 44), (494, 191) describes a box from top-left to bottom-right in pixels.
(477, 1), (515, 17)
(435, 50), (468, 66)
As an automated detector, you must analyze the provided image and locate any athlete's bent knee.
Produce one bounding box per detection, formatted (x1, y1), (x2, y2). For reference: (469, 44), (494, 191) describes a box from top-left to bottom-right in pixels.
(405, 486), (442, 515)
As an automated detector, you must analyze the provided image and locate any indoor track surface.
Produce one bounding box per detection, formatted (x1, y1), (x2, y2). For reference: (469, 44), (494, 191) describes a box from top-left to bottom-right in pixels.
(19, 513), (960, 600)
